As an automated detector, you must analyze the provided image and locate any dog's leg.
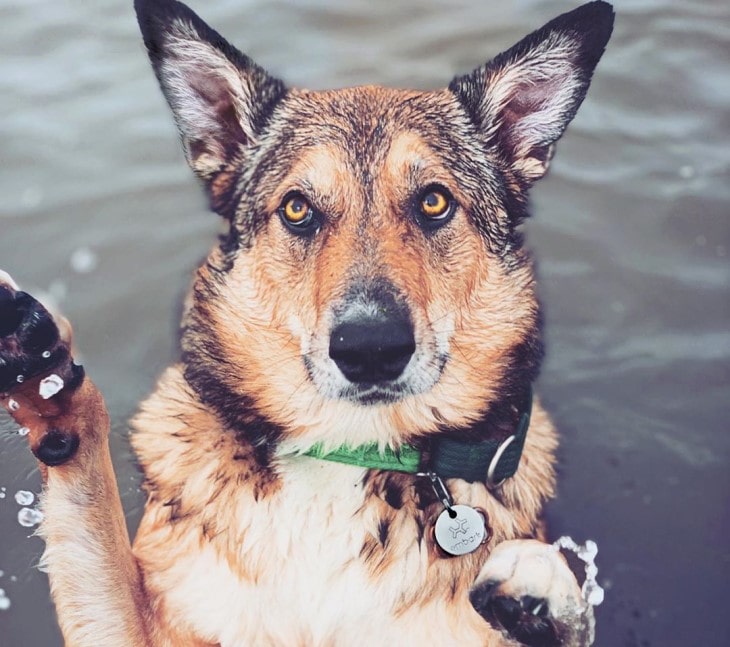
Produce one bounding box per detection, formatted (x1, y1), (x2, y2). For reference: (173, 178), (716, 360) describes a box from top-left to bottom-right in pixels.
(470, 539), (596, 647)
(0, 274), (152, 647)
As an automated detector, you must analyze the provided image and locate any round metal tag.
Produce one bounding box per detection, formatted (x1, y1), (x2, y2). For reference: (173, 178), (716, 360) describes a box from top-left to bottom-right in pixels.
(433, 505), (487, 556)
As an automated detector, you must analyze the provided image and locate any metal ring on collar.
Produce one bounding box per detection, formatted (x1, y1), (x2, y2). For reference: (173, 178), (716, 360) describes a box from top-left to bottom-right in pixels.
(486, 434), (516, 489)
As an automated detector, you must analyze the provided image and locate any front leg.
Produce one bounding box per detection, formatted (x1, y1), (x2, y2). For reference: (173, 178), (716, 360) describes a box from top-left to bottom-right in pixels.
(470, 539), (597, 647)
(0, 274), (151, 646)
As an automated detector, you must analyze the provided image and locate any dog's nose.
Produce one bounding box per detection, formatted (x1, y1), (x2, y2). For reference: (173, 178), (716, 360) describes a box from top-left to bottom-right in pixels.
(329, 316), (415, 384)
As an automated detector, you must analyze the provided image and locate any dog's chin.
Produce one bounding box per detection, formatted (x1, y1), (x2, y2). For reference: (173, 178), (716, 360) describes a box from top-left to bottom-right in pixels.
(303, 354), (447, 407)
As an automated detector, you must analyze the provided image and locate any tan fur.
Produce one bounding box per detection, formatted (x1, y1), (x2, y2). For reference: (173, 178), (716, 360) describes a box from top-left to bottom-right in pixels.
(4, 76), (552, 647)
(1, 91), (554, 647)
(0, 1), (615, 643)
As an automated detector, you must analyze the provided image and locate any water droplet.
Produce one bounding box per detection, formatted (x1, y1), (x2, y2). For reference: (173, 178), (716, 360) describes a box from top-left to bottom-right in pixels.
(17, 427), (30, 437)
(42, 351), (51, 359)
(0, 570), (4, 578)
(0, 492), (5, 499)
(16, 375), (24, 384)
(17, 507), (44, 527)
(0, 588), (10, 611)
(39, 374), (64, 400)
(14, 490), (34, 506)
(582, 579), (605, 606)
(8, 399), (19, 412)
(70, 247), (98, 274)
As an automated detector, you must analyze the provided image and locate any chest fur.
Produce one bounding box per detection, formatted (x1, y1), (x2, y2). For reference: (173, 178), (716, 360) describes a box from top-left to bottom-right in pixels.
(130, 368), (555, 644)
(134, 458), (480, 643)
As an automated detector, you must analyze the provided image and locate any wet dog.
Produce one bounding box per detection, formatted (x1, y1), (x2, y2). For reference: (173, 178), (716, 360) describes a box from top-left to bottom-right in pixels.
(0, 1), (613, 644)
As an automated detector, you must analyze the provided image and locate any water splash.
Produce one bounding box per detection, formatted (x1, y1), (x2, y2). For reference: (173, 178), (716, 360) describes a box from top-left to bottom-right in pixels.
(553, 536), (605, 606)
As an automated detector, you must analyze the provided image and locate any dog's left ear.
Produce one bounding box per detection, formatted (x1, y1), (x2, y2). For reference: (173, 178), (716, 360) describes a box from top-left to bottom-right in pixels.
(135, 0), (286, 183)
(450, 1), (614, 184)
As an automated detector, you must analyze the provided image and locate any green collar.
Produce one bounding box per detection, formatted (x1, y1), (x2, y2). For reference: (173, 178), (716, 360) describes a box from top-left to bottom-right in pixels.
(303, 389), (532, 486)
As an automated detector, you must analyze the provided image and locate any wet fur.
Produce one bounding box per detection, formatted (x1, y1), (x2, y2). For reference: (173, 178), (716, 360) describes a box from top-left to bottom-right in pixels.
(0, 1), (613, 645)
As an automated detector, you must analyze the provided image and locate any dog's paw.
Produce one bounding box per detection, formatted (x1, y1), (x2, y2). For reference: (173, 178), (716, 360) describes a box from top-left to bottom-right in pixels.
(470, 539), (595, 647)
(0, 272), (85, 465)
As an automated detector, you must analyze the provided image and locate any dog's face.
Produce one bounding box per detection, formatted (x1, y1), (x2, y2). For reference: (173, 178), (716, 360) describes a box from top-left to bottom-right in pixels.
(136, 0), (613, 448)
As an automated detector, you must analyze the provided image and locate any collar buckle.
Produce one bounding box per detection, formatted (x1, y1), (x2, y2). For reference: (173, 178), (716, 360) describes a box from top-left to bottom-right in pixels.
(486, 434), (517, 489)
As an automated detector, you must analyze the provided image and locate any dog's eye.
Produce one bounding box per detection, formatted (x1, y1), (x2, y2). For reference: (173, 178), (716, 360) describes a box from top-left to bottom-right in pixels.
(279, 193), (319, 234)
(416, 186), (455, 228)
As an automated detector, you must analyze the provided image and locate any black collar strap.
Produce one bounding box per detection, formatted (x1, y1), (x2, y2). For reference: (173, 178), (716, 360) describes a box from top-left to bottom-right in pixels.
(302, 389), (533, 487)
(427, 388), (532, 486)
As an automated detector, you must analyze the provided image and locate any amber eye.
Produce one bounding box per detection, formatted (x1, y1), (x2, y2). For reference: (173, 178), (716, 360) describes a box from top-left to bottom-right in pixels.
(279, 193), (319, 234)
(416, 186), (455, 229)
(420, 190), (449, 217)
(282, 195), (311, 223)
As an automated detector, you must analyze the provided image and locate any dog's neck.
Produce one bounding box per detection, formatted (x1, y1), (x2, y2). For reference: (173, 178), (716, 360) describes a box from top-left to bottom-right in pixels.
(301, 386), (533, 486)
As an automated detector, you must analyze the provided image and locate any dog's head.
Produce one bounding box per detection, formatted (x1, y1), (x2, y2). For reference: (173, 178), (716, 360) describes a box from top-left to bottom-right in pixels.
(135, 0), (613, 450)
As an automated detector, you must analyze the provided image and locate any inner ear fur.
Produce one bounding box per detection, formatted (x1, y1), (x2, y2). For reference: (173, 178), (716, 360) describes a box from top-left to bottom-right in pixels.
(135, 0), (286, 184)
(449, 1), (614, 184)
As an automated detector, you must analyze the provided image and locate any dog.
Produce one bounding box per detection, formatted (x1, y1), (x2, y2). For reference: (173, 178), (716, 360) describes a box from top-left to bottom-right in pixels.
(0, 0), (613, 644)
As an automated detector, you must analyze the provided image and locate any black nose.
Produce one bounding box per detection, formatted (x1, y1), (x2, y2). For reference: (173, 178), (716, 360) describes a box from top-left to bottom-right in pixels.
(329, 316), (416, 384)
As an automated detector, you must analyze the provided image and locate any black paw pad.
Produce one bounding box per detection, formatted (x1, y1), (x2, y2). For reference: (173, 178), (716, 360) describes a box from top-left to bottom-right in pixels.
(33, 429), (79, 466)
(0, 288), (78, 395)
(471, 590), (562, 647)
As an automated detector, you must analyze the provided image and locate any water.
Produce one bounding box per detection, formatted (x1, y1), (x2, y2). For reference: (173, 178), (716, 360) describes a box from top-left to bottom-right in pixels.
(1, 0), (728, 644)
(12, 491), (33, 507)
(15, 508), (43, 529)
(38, 374), (64, 400)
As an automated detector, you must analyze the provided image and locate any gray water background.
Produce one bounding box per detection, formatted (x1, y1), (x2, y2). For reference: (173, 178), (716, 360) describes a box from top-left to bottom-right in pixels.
(0, 0), (728, 645)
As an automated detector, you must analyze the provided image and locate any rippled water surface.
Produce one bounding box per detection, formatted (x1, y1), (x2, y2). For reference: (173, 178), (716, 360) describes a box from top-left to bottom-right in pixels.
(1, 1), (728, 645)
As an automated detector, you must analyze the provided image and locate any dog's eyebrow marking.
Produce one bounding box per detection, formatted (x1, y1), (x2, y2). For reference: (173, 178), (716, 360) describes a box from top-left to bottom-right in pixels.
(382, 131), (464, 204)
(270, 144), (356, 218)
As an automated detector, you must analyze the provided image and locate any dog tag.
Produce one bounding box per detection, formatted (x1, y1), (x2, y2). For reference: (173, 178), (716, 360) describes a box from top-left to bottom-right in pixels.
(433, 505), (487, 556)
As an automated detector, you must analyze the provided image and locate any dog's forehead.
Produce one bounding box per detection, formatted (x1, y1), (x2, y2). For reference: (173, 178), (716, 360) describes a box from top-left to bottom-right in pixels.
(278, 86), (463, 161)
(263, 86), (472, 203)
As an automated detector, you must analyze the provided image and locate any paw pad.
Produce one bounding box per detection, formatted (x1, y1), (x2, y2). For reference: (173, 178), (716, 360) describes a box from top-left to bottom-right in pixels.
(33, 429), (80, 466)
(0, 279), (80, 397)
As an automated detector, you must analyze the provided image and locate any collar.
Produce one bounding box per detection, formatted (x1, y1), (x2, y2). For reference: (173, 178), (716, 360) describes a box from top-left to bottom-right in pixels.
(302, 388), (532, 487)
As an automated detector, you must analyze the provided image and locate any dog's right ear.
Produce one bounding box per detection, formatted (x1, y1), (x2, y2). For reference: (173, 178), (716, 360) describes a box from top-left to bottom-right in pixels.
(135, 0), (286, 183)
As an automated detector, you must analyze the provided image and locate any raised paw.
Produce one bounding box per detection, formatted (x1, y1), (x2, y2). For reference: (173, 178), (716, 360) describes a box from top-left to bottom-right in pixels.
(470, 540), (595, 647)
(0, 272), (87, 466)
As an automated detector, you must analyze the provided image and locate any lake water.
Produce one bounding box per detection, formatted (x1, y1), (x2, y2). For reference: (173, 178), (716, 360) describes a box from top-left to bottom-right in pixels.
(0, 0), (728, 645)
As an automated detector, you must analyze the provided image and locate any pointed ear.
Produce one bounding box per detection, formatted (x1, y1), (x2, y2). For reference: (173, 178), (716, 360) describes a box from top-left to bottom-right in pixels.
(449, 1), (614, 184)
(134, 0), (286, 181)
